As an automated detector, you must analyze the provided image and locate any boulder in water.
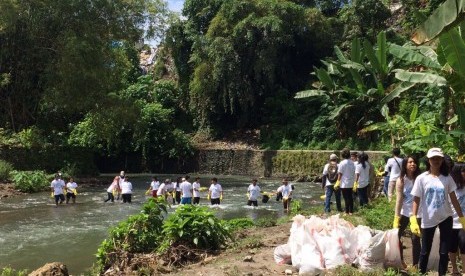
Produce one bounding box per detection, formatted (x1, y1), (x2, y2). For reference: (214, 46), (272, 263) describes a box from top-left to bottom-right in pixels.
(29, 262), (69, 276)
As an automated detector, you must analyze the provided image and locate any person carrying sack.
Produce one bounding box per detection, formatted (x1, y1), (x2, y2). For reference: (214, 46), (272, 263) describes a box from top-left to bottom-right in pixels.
(322, 153), (342, 213)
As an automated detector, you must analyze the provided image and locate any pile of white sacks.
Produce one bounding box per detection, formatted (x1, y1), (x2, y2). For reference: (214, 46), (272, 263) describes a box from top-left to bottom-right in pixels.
(274, 214), (440, 275)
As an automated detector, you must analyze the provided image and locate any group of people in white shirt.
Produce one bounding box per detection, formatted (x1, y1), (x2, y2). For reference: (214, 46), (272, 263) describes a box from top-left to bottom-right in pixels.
(104, 171), (133, 203)
(321, 148), (374, 215)
(50, 172), (78, 206)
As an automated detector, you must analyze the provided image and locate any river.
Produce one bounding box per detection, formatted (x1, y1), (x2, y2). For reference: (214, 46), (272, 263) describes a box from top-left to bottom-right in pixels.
(0, 174), (322, 274)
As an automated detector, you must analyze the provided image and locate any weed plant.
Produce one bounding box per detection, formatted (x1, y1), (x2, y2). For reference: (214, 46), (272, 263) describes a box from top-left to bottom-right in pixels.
(225, 218), (255, 232)
(255, 216), (277, 227)
(10, 170), (48, 192)
(0, 159), (13, 182)
(0, 267), (27, 276)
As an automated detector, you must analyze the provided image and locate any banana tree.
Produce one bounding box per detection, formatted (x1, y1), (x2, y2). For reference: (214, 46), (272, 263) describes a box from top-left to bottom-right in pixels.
(295, 31), (444, 139)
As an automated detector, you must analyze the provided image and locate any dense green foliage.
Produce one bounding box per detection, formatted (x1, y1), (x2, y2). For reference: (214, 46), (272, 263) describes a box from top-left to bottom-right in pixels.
(225, 217), (255, 232)
(159, 204), (231, 251)
(0, 159), (13, 182)
(10, 170), (49, 193)
(96, 198), (167, 270)
(0, 267), (27, 276)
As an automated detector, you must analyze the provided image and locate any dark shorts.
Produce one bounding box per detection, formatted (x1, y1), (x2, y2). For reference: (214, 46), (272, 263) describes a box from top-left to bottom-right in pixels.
(193, 197), (200, 204)
(66, 192), (76, 199)
(247, 200), (258, 207)
(122, 193), (132, 203)
(54, 194), (65, 203)
(211, 198), (220, 205)
(152, 190), (158, 197)
(181, 197), (192, 204)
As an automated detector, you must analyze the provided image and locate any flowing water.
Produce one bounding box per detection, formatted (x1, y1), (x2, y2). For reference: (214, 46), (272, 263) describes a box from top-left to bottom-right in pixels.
(0, 174), (322, 274)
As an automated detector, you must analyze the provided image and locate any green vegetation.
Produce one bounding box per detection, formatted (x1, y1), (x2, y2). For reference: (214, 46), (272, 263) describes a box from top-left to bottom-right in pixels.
(225, 218), (255, 232)
(159, 204), (231, 252)
(0, 267), (27, 276)
(0, 160), (13, 182)
(96, 198), (167, 270)
(10, 170), (48, 193)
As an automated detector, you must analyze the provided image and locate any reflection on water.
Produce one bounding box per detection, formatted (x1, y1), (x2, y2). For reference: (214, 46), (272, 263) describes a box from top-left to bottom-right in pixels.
(0, 174), (321, 274)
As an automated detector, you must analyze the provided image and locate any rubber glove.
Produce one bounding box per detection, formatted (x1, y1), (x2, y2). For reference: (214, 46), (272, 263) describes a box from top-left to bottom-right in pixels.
(392, 215), (400, 228)
(72, 189), (78, 195)
(333, 180), (340, 191)
(352, 182), (358, 192)
(50, 192), (54, 198)
(459, 217), (465, 229)
(145, 189), (151, 195)
(246, 193), (250, 199)
(207, 193), (211, 200)
(220, 194), (223, 201)
(410, 216), (421, 237)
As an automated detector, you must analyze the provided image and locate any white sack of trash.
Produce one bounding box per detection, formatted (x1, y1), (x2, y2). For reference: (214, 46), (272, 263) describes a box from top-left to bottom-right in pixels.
(274, 214), (440, 275)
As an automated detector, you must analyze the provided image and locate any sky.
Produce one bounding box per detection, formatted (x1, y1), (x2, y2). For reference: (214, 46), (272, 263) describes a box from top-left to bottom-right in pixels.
(167, 0), (184, 13)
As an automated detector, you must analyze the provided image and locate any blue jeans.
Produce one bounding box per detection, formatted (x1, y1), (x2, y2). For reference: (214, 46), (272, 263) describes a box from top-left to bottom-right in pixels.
(325, 185), (342, 213)
(383, 176), (389, 196)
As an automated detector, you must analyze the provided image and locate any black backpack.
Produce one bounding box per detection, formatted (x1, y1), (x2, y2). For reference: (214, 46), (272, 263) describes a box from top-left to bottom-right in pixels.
(327, 162), (338, 183)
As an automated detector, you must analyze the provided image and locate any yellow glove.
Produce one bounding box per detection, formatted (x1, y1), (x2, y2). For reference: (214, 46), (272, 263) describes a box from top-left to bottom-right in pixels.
(352, 182), (358, 192)
(50, 192), (54, 198)
(410, 216), (421, 237)
(392, 215), (400, 228)
(333, 180), (340, 190)
(246, 193), (250, 199)
(145, 189), (151, 195)
(207, 193), (211, 200)
(220, 194), (223, 201)
(72, 189), (78, 195)
(459, 217), (465, 229)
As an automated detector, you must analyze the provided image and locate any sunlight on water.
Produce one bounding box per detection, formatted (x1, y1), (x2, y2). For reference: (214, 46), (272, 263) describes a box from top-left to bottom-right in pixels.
(0, 175), (322, 274)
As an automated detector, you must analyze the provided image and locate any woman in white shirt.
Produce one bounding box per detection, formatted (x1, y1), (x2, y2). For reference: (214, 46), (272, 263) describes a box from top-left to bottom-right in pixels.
(449, 166), (465, 275)
(277, 178), (293, 211)
(120, 176), (133, 203)
(247, 179), (261, 207)
(65, 177), (78, 204)
(411, 148), (465, 275)
(354, 152), (370, 207)
(208, 177), (223, 205)
(393, 155), (422, 268)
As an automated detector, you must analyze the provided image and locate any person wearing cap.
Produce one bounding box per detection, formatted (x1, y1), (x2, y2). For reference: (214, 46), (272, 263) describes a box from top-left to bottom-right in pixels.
(410, 147), (465, 275)
(322, 153), (342, 213)
(247, 179), (261, 207)
(334, 148), (355, 215)
(386, 148), (403, 202)
(50, 173), (65, 207)
(180, 175), (193, 204)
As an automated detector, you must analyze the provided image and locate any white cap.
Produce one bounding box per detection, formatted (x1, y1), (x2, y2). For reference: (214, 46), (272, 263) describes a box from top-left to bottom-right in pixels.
(427, 147), (444, 158)
(182, 177), (186, 181)
(329, 154), (338, 160)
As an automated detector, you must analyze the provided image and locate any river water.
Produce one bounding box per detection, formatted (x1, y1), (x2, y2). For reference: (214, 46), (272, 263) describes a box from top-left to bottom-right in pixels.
(0, 174), (322, 274)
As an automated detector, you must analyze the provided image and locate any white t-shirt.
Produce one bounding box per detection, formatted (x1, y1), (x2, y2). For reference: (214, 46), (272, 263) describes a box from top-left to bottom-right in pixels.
(247, 184), (261, 201)
(279, 184), (292, 199)
(338, 159), (355, 188)
(387, 157), (403, 182)
(121, 181), (133, 194)
(66, 182), (78, 193)
(411, 171), (456, 228)
(174, 182), (182, 192)
(400, 176), (415, 217)
(150, 181), (160, 190)
(157, 183), (166, 196)
(180, 181), (193, 198)
(452, 188), (465, 229)
(166, 183), (174, 192)
(209, 183), (222, 199)
(193, 181), (201, 197)
(355, 162), (370, 188)
(384, 163), (390, 177)
(51, 179), (65, 195)
(107, 181), (117, 193)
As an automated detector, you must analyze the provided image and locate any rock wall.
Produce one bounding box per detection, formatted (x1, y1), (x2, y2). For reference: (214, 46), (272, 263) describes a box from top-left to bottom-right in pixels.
(194, 149), (388, 179)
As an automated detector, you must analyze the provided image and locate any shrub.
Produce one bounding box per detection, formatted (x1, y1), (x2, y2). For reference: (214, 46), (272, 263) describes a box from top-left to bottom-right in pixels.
(1, 266), (27, 276)
(10, 170), (48, 192)
(159, 204), (231, 252)
(225, 218), (255, 232)
(255, 216), (277, 228)
(96, 198), (167, 270)
(0, 159), (13, 181)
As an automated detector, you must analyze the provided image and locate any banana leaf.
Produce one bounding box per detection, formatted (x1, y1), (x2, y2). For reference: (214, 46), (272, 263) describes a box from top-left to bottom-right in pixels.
(351, 38), (362, 63)
(334, 46), (348, 63)
(363, 40), (383, 76)
(409, 104), (418, 123)
(388, 43), (441, 69)
(394, 69), (447, 85)
(380, 82), (416, 106)
(412, 0), (465, 44)
(294, 89), (326, 99)
(315, 67), (335, 90)
(377, 31), (388, 74)
(328, 103), (352, 120)
(439, 28), (465, 77)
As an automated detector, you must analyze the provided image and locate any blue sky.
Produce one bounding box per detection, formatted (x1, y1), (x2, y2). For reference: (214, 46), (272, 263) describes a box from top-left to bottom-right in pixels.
(167, 0), (184, 12)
